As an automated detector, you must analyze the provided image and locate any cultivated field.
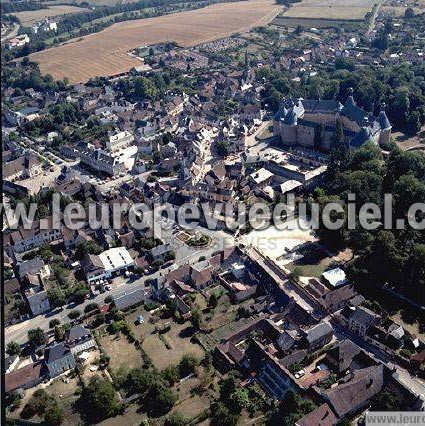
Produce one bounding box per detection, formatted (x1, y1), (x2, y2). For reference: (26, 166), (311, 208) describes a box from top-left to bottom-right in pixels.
(282, 0), (377, 20)
(12, 5), (90, 26)
(45, 0), (140, 6)
(29, 0), (282, 82)
(272, 16), (364, 29)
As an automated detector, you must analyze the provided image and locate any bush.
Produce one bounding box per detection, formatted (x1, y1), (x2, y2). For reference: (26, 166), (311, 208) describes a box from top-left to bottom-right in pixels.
(79, 377), (119, 423)
(162, 365), (179, 385)
(49, 319), (60, 329)
(104, 295), (113, 304)
(165, 412), (187, 426)
(21, 389), (50, 419)
(6, 342), (21, 356)
(92, 313), (105, 327)
(27, 328), (47, 348)
(68, 310), (81, 320)
(84, 303), (99, 314)
(44, 402), (63, 426)
(178, 354), (199, 378)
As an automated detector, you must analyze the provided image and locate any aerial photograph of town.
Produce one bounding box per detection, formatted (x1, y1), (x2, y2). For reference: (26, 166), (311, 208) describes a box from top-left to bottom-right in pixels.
(1, 0), (424, 424)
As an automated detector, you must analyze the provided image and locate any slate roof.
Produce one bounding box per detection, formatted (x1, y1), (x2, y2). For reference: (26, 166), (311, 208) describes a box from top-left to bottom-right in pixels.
(302, 99), (343, 113)
(18, 257), (44, 279)
(305, 322), (333, 344)
(341, 96), (369, 126)
(81, 254), (104, 273)
(378, 110), (392, 130)
(295, 403), (338, 426)
(113, 288), (147, 310)
(27, 290), (49, 310)
(326, 339), (362, 373)
(350, 306), (378, 328)
(5, 278), (20, 294)
(350, 126), (372, 148)
(149, 244), (171, 257)
(323, 364), (384, 417)
(283, 109), (298, 125)
(44, 343), (71, 364)
(67, 325), (90, 342)
(5, 354), (19, 371)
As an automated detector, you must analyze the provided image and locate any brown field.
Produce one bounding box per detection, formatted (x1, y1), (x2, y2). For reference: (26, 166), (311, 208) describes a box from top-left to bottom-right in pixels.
(142, 320), (205, 370)
(283, 0), (377, 20)
(99, 332), (143, 370)
(12, 5), (91, 26)
(29, 0), (282, 83)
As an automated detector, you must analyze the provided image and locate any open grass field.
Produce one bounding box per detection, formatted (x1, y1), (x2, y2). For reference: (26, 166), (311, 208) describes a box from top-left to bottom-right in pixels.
(12, 5), (91, 26)
(142, 320), (205, 370)
(99, 332), (143, 370)
(282, 0), (377, 20)
(29, 0), (282, 82)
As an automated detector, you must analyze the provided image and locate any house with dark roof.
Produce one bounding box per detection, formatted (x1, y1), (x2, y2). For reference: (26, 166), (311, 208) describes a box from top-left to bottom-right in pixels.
(295, 402), (338, 426)
(44, 343), (76, 378)
(26, 289), (51, 316)
(148, 244), (173, 262)
(17, 257), (45, 280)
(322, 365), (384, 420)
(66, 325), (96, 354)
(325, 339), (362, 374)
(4, 278), (20, 297)
(348, 306), (380, 337)
(302, 322), (333, 352)
(112, 288), (147, 311)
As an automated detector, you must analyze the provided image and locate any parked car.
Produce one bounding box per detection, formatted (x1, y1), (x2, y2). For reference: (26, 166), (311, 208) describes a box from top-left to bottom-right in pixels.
(294, 369), (305, 379)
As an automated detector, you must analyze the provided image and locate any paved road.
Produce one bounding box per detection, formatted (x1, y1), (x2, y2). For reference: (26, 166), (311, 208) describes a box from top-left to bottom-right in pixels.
(366, 0), (386, 37)
(5, 218), (233, 345)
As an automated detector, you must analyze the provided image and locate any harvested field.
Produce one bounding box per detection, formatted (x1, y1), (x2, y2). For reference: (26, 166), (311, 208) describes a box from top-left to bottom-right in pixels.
(12, 5), (90, 26)
(272, 16), (363, 29)
(282, 0), (377, 20)
(29, 0), (282, 82)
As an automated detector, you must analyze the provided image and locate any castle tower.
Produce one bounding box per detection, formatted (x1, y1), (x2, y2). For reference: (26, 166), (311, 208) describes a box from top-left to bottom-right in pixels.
(280, 100), (298, 146)
(378, 102), (392, 145)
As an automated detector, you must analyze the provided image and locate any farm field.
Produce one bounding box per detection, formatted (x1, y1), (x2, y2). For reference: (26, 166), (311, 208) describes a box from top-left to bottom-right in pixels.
(29, 0), (282, 83)
(282, 0), (377, 20)
(12, 5), (91, 26)
(44, 0), (140, 6)
(272, 16), (364, 29)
